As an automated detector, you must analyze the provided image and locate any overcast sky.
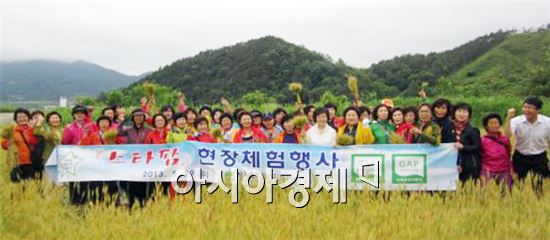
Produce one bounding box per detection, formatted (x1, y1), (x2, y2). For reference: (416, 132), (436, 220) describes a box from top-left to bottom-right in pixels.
(1, 0), (549, 75)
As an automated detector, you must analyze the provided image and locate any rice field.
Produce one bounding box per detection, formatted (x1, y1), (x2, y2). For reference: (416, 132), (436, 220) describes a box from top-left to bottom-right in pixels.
(1, 96), (549, 239)
(0, 148), (548, 239)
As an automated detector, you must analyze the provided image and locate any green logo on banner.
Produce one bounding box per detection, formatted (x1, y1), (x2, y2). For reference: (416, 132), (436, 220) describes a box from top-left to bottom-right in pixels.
(351, 154), (385, 184)
(392, 154), (427, 184)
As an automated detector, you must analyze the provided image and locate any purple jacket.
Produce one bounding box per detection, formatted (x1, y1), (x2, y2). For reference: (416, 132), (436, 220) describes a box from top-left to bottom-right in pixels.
(120, 125), (151, 144)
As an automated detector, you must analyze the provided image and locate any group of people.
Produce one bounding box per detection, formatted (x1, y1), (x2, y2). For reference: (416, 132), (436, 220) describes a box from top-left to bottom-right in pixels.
(2, 94), (549, 206)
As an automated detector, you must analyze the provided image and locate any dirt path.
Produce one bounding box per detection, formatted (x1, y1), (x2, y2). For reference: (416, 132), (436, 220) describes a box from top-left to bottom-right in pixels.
(0, 113), (12, 125)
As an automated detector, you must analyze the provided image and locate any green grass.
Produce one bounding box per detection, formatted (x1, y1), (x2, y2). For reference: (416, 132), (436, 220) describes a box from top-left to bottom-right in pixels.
(0, 104), (16, 113)
(0, 148), (548, 239)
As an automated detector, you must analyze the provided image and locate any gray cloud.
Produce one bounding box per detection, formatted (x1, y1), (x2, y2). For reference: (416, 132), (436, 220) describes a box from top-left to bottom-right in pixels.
(1, 0), (548, 75)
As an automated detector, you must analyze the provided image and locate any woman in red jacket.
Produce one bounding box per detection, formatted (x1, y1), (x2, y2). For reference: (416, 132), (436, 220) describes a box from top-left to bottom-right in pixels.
(80, 116), (121, 204)
(233, 112), (268, 143)
(391, 108), (414, 143)
(187, 117), (216, 143)
(81, 116), (121, 145)
(145, 114), (168, 144)
(144, 114), (174, 199)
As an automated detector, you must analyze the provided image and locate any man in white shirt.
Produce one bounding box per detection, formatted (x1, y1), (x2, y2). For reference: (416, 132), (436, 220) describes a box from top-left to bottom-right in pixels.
(504, 96), (549, 191)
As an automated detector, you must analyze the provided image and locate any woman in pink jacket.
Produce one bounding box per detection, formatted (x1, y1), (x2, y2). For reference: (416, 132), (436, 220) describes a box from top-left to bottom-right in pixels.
(62, 105), (98, 145)
(62, 105), (98, 205)
(480, 113), (512, 189)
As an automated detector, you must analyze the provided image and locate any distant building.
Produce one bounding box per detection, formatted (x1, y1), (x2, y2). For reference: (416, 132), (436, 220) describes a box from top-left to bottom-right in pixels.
(60, 97), (67, 107)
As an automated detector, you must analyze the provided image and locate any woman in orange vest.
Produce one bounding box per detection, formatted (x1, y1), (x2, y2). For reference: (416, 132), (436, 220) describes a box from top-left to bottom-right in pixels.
(273, 116), (302, 144)
(1, 108), (39, 182)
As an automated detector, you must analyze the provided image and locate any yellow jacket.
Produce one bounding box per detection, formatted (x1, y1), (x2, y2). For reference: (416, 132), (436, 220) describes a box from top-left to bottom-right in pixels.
(337, 122), (375, 145)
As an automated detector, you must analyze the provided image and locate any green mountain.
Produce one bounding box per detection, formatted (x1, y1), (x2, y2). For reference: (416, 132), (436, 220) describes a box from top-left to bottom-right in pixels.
(366, 30), (513, 96)
(128, 36), (381, 104)
(117, 28), (550, 105)
(437, 30), (550, 97)
(0, 60), (140, 101)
